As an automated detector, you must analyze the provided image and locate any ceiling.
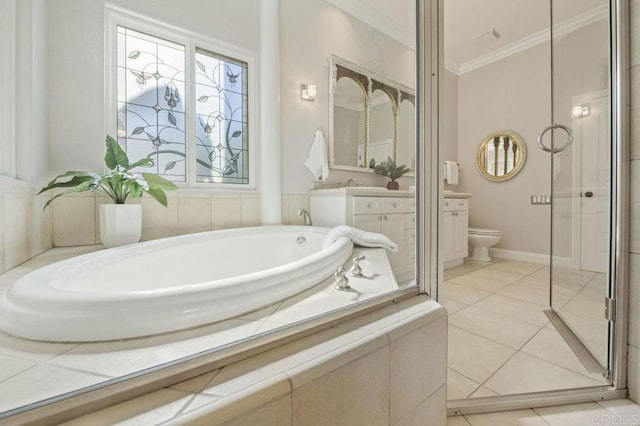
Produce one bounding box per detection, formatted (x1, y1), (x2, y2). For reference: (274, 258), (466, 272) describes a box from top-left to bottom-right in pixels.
(331, 0), (606, 75)
(444, 0), (606, 72)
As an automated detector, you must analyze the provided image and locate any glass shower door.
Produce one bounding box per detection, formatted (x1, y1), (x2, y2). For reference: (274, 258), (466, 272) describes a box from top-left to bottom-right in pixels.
(544, 0), (612, 377)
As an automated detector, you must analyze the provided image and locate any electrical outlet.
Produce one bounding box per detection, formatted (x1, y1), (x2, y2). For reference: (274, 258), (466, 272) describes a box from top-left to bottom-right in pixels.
(530, 195), (551, 205)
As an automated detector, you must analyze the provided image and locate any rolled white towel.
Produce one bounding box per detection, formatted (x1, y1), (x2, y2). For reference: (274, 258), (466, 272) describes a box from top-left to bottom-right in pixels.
(322, 225), (399, 252)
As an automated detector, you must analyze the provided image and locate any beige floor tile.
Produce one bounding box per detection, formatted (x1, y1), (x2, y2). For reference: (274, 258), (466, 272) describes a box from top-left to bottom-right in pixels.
(586, 273), (607, 290)
(447, 368), (479, 400)
(484, 353), (603, 395)
(514, 275), (550, 291)
(447, 415), (470, 425)
(469, 386), (498, 398)
(449, 274), (513, 293)
(464, 409), (548, 426)
(441, 298), (468, 316)
(474, 294), (549, 326)
(597, 398), (640, 417)
(554, 309), (609, 352)
(449, 305), (540, 350)
(448, 326), (514, 384)
(461, 268), (524, 284)
(520, 328), (606, 383)
(485, 260), (547, 276)
(497, 283), (551, 308)
(534, 402), (613, 426)
(531, 266), (550, 279)
(444, 282), (491, 305)
(561, 294), (605, 320)
(551, 267), (596, 287)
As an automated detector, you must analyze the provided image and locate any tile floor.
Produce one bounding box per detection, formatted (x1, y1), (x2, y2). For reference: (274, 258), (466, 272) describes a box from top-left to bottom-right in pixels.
(443, 258), (609, 400)
(447, 398), (640, 425)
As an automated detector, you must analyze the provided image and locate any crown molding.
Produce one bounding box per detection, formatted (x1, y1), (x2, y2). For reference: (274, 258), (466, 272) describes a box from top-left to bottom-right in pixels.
(450, 5), (607, 76)
(324, 0), (415, 50)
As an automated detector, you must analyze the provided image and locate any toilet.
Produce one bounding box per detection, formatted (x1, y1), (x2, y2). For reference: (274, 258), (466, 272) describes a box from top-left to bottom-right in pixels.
(468, 227), (502, 261)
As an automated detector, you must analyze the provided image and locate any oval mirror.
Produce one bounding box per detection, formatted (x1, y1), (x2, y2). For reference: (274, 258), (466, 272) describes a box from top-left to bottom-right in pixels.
(368, 88), (395, 168)
(476, 131), (527, 181)
(333, 76), (367, 168)
(397, 95), (415, 171)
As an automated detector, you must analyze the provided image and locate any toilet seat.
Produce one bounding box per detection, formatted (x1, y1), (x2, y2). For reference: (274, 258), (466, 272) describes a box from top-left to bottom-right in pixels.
(468, 227), (501, 236)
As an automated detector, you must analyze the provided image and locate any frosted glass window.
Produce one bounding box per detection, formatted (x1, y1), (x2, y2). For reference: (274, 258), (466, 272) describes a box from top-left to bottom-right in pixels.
(195, 49), (249, 184)
(115, 26), (250, 185)
(117, 27), (186, 182)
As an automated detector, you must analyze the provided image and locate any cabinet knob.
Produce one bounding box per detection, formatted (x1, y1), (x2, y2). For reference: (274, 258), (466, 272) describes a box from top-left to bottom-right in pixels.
(392, 202), (397, 208)
(367, 202), (372, 208)
(383, 215), (388, 221)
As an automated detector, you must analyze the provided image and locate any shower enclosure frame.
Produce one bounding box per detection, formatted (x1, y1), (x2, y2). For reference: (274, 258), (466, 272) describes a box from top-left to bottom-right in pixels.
(443, 0), (630, 415)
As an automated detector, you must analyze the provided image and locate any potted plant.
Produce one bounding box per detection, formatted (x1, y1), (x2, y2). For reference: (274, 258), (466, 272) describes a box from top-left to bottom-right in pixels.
(39, 135), (178, 247)
(374, 157), (410, 190)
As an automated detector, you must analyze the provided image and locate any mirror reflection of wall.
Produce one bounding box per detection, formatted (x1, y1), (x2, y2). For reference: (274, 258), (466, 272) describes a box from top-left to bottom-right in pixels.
(333, 77), (367, 167)
(329, 56), (415, 174)
(369, 88), (395, 167)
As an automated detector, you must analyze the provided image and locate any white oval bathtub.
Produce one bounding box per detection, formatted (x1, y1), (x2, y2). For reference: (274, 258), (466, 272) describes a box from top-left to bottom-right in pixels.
(0, 226), (353, 342)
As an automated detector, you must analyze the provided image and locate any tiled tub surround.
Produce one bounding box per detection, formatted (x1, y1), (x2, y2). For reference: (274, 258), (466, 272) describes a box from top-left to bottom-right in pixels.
(50, 191), (312, 246)
(0, 178), (53, 274)
(443, 258), (609, 400)
(59, 296), (447, 426)
(0, 244), (411, 415)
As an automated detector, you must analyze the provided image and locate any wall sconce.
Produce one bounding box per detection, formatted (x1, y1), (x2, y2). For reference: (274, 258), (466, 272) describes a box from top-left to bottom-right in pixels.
(571, 104), (590, 118)
(301, 83), (317, 101)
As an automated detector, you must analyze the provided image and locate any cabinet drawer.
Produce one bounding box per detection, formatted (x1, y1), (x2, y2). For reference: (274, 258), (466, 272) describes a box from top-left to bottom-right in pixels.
(405, 228), (416, 245)
(380, 198), (405, 214)
(404, 213), (416, 229)
(443, 198), (468, 211)
(353, 197), (382, 214)
(404, 197), (416, 212)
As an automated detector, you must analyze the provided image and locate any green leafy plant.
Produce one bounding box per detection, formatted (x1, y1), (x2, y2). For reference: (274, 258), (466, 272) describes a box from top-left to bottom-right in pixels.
(39, 135), (178, 210)
(374, 157), (410, 182)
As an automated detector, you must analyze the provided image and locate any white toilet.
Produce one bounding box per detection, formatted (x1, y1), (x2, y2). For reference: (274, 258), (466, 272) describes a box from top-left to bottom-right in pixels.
(468, 227), (502, 262)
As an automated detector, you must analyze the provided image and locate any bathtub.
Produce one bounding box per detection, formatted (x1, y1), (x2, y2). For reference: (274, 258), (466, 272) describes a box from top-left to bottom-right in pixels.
(0, 226), (353, 342)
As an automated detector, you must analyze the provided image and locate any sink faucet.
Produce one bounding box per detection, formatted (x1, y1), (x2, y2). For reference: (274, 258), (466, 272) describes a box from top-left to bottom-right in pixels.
(297, 208), (313, 226)
(342, 178), (362, 187)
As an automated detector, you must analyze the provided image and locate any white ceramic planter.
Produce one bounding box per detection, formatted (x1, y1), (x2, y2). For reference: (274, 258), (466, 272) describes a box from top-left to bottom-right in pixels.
(99, 204), (142, 248)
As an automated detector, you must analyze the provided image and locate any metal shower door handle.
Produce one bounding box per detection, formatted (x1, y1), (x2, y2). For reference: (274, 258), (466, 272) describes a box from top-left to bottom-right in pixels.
(537, 123), (574, 153)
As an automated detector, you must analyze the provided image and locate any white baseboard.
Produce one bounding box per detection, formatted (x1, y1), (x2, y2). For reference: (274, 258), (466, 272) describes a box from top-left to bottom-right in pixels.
(489, 248), (550, 265)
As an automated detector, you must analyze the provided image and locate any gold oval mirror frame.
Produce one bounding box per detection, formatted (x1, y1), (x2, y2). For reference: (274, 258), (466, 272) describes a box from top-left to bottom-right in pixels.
(476, 131), (527, 182)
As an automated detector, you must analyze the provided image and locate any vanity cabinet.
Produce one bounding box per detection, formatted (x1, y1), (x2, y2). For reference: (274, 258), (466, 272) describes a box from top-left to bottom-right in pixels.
(309, 188), (415, 282)
(443, 196), (470, 268)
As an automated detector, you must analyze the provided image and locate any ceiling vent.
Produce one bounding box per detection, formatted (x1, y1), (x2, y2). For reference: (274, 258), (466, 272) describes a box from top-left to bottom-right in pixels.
(472, 28), (500, 45)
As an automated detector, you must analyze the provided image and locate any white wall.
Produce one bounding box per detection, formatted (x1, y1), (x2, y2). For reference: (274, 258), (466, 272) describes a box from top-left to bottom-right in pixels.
(47, 0), (260, 176)
(457, 42), (551, 255)
(279, 0), (416, 194)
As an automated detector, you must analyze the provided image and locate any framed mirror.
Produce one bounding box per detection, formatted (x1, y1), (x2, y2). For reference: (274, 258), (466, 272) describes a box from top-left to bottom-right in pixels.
(329, 55), (415, 174)
(476, 131), (527, 181)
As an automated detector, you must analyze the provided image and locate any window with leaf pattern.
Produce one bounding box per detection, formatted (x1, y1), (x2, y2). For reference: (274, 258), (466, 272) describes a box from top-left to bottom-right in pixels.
(116, 25), (250, 185)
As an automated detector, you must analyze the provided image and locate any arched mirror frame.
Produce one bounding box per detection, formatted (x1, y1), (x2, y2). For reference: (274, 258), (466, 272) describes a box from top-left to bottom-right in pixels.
(368, 79), (398, 168)
(476, 130), (527, 182)
(329, 55), (415, 175)
(332, 65), (369, 168)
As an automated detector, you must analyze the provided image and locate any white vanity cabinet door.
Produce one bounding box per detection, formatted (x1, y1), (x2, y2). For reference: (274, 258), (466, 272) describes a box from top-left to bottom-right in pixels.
(443, 197), (469, 267)
(381, 213), (406, 269)
(352, 214), (383, 233)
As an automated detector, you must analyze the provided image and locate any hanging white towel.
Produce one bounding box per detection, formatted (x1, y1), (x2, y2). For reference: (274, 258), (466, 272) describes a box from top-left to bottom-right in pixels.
(444, 161), (458, 185)
(322, 225), (399, 252)
(304, 130), (330, 181)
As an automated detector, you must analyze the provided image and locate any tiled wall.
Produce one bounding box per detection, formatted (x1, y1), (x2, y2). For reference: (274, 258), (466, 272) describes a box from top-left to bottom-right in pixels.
(0, 179), (52, 274)
(50, 191), (310, 247)
(629, 1), (640, 404)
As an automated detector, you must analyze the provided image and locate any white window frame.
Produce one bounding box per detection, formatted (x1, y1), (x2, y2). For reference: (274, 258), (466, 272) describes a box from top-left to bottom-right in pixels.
(105, 7), (257, 189)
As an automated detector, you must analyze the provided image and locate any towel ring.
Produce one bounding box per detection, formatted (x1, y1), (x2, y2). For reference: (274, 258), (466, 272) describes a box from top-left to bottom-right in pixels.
(537, 123), (573, 154)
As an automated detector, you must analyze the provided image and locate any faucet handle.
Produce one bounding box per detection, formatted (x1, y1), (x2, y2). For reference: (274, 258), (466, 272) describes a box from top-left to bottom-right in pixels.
(334, 266), (352, 291)
(349, 255), (366, 277)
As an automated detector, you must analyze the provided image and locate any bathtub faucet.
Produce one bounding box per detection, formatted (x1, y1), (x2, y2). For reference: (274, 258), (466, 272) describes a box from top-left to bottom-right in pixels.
(297, 208), (313, 226)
